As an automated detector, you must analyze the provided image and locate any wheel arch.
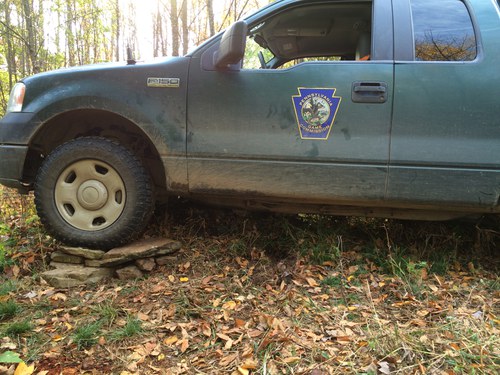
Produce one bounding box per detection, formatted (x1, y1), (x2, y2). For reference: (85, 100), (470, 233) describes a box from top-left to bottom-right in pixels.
(25, 108), (168, 201)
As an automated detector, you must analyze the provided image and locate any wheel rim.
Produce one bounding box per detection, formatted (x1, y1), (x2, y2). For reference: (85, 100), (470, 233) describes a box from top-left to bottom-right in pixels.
(54, 159), (126, 231)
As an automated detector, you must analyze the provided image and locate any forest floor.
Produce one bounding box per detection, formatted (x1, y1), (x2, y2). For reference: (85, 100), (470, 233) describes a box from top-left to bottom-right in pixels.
(0, 186), (499, 374)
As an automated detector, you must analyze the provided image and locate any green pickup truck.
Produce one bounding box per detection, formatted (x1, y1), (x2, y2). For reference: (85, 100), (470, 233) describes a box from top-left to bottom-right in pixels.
(1, 0), (499, 249)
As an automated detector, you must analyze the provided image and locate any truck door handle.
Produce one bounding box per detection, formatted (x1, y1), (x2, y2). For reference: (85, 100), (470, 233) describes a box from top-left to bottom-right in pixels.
(352, 82), (388, 103)
(354, 85), (386, 93)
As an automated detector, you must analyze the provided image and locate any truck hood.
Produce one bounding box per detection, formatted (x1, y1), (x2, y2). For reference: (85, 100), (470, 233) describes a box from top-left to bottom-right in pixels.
(22, 56), (184, 83)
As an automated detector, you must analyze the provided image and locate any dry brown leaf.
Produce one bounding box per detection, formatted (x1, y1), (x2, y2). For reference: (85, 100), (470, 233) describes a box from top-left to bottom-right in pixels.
(163, 336), (178, 345)
(234, 318), (246, 328)
(283, 356), (300, 364)
(247, 329), (264, 338)
(219, 353), (238, 367)
(217, 333), (231, 341)
(180, 339), (189, 353)
(50, 293), (67, 301)
(224, 339), (234, 350)
(306, 277), (319, 287)
(137, 312), (150, 321)
(240, 359), (258, 370)
(201, 323), (212, 337)
(222, 300), (237, 310)
(11, 265), (20, 278)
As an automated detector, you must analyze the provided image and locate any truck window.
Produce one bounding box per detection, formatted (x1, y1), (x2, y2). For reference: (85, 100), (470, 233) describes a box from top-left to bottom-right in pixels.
(243, 1), (373, 69)
(410, 0), (476, 61)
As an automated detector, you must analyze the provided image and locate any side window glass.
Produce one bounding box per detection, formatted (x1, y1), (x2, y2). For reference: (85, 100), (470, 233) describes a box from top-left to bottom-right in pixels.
(243, 36), (274, 69)
(243, 2), (373, 69)
(410, 0), (476, 61)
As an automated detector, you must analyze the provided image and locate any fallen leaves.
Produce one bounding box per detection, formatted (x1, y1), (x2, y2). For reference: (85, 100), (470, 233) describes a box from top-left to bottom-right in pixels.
(13, 362), (34, 375)
(1, 196), (499, 374)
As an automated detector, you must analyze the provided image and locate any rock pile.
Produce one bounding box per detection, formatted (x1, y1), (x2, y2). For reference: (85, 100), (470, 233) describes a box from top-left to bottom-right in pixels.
(41, 238), (182, 288)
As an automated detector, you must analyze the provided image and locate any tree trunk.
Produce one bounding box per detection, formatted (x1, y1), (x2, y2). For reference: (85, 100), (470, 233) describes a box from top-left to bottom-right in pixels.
(207, 0), (215, 36)
(181, 0), (188, 55)
(170, 0), (179, 56)
(66, 0), (75, 66)
(3, 2), (17, 87)
(115, 0), (120, 61)
(21, 0), (39, 73)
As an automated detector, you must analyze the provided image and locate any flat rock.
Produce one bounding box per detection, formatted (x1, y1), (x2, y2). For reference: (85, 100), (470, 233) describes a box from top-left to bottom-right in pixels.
(59, 246), (106, 260)
(84, 259), (111, 267)
(156, 255), (177, 266)
(41, 276), (85, 289)
(49, 262), (85, 270)
(41, 266), (114, 288)
(116, 265), (143, 280)
(135, 258), (156, 272)
(100, 238), (181, 267)
(51, 251), (83, 264)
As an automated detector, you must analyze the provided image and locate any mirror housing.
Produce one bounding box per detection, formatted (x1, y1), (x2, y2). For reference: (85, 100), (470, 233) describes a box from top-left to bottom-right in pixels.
(215, 21), (248, 70)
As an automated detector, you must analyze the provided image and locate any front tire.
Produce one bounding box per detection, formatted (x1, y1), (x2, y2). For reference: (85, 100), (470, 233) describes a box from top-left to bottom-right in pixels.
(35, 137), (154, 249)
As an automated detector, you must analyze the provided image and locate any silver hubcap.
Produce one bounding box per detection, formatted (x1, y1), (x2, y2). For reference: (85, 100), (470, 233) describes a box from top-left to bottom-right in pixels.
(55, 160), (126, 231)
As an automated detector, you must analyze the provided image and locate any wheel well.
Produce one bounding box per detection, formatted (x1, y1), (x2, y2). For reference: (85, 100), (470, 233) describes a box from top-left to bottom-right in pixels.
(25, 109), (168, 200)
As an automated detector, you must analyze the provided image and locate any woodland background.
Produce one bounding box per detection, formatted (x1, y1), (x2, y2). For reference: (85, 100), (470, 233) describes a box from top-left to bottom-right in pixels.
(0, 0), (270, 117)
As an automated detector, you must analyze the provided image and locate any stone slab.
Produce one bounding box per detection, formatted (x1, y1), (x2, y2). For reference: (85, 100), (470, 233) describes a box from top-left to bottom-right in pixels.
(136, 258), (156, 272)
(156, 255), (177, 266)
(51, 252), (83, 264)
(41, 265), (114, 288)
(59, 246), (106, 260)
(100, 238), (181, 267)
(116, 265), (144, 280)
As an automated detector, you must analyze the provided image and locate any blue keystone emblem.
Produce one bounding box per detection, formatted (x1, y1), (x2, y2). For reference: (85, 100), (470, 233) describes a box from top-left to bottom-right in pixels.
(292, 88), (342, 140)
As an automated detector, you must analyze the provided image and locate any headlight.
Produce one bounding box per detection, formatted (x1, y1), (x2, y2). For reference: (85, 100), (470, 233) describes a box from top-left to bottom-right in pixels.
(6, 83), (26, 113)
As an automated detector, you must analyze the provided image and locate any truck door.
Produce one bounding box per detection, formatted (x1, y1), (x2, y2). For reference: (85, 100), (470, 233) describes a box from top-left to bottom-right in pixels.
(187, 0), (394, 206)
(389, 0), (500, 210)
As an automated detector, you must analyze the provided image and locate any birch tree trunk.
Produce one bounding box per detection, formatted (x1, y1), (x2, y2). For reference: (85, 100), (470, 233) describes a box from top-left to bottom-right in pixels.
(207, 0), (215, 36)
(181, 0), (188, 55)
(170, 0), (179, 56)
(21, 0), (39, 73)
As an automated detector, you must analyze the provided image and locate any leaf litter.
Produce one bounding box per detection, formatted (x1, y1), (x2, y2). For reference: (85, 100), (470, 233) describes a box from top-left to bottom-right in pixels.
(0, 189), (499, 374)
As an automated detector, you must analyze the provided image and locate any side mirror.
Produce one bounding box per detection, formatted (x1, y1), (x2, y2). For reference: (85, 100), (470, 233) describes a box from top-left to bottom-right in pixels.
(215, 21), (248, 70)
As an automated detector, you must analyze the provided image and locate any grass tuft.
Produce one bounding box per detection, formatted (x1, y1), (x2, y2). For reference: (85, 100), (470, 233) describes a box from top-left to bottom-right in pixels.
(72, 321), (102, 349)
(4, 320), (32, 337)
(0, 300), (20, 320)
(110, 315), (143, 342)
(93, 302), (119, 327)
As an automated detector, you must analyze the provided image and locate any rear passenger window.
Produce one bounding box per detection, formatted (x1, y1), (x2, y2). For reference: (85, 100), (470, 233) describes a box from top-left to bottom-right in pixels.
(410, 0), (476, 61)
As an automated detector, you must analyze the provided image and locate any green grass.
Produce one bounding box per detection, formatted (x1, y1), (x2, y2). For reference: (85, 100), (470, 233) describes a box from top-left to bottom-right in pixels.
(0, 242), (15, 272)
(0, 280), (17, 296)
(321, 275), (344, 288)
(72, 321), (102, 349)
(109, 315), (143, 342)
(0, 300), (20, 320)
(3, 321), (33, 337)
(93, 302), (119, 327)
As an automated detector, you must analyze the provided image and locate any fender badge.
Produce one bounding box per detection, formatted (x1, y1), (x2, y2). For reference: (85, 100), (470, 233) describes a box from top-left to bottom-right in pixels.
(292, 88), (341, 140)
(147, 77), (180, 88)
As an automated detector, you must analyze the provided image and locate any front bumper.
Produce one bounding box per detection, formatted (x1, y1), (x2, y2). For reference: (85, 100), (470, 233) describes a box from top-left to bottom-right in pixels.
(0, 112), (39, 143)
(0, 111), (38, 191)
(0, 144), (29, 190)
